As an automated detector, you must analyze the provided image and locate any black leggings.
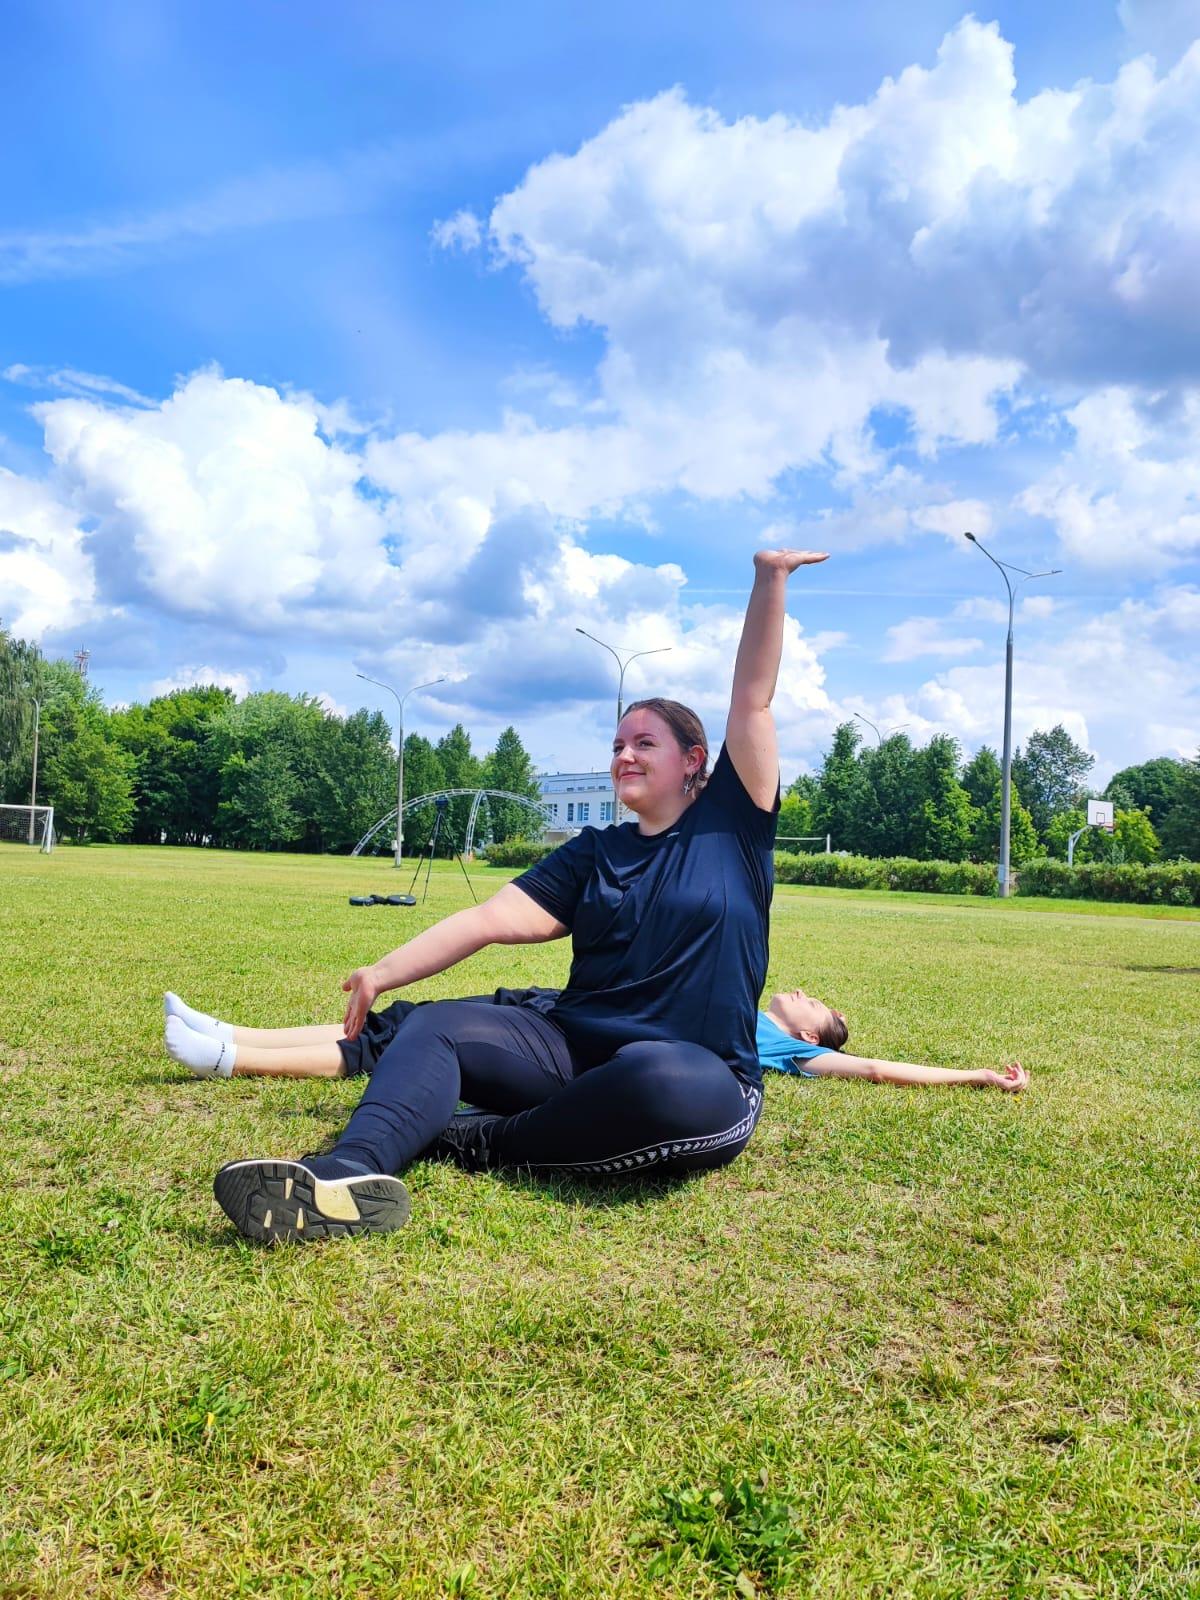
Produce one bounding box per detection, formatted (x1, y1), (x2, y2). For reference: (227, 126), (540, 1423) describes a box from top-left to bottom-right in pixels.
(330, 998), (762, 1179)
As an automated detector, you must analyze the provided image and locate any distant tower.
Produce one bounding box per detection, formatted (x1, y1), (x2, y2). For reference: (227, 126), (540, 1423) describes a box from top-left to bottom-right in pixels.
(74, 648), (90, 679)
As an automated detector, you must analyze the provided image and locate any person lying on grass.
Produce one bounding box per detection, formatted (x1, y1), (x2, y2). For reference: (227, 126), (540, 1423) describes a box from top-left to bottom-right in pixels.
(200, 548), (1022, 1250)
(167, 981), (1028, 1093)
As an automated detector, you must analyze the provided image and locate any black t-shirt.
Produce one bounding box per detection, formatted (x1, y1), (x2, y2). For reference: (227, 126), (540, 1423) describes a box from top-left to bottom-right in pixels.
(513, 745), (778, 1085)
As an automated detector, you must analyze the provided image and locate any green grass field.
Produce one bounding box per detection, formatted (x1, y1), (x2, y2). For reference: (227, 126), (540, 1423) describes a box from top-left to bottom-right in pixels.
(2, 845), (1199, 1599)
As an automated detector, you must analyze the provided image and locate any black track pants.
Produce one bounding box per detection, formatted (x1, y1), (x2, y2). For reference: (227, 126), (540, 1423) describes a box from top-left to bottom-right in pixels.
(329, 999), (762, 1179)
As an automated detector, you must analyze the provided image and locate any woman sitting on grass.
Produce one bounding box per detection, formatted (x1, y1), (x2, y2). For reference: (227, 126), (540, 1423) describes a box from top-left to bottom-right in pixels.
(196, 548), (1021, 1249)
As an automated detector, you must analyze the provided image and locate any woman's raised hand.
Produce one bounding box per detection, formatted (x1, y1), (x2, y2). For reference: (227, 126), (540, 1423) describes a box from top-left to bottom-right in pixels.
(341, 965), (382, 1041)
(753, 548), (829, 576)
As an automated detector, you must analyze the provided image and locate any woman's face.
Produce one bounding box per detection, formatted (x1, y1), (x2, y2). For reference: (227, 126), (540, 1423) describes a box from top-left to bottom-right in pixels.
(610, 707), (702, 817)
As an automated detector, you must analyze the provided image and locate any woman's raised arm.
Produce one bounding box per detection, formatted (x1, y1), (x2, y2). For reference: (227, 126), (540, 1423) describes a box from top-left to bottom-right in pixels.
(341, 884), (568, 1038)
(725, 548), (829, 809)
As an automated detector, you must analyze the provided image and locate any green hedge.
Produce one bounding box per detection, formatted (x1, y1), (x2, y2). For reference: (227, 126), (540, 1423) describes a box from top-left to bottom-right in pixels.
(774, 851), (998, 896)
(1016, 857), (1200, 905)
(774, 850), (1200, 904)
(481, 839), (555, 868)
(486, 842), (1200, 905)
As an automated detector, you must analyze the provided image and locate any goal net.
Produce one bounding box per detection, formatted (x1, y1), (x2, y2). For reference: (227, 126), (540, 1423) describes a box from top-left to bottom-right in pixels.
(0, 804), (55, 852)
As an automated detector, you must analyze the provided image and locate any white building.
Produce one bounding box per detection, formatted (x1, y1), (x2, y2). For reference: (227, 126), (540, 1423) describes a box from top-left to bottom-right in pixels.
(537, 770), (616, 837)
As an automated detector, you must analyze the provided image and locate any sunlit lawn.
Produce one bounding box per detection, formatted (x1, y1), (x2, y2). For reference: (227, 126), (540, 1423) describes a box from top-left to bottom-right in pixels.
(2, 844), (1198, 1598)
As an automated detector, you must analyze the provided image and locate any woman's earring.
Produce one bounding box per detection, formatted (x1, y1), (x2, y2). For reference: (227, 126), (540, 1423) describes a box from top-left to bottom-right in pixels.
(683, 773), (694, 795)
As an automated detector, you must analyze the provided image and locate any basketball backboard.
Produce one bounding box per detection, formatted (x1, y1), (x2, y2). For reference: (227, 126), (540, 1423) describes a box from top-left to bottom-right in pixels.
(1087, 799), (1114, 832)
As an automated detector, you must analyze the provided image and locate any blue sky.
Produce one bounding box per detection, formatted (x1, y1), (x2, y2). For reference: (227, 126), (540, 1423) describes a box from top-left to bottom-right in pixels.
(2, 0), (1198, 781)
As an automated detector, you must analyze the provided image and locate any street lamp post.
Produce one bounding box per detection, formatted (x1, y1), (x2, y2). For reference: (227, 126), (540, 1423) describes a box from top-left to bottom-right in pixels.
(356, 672), (447, 866)
(27, 698), (40, 845)
(575, 629), (672, 822)
(964, 532), (1061, 898)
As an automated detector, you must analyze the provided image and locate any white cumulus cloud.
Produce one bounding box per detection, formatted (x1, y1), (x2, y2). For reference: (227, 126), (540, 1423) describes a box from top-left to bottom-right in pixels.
(883, 617), (984, 662)
(148, 664), (253, 699)
(1018, 386), (1200, 571)
(864, 586), (1200, 779)
(0, 467), (102, 640)
(490, 20), (1200, 407)
(391, 17), (1200, 571)
(34, 368), (400, 630)
(431, 208), (483, 251)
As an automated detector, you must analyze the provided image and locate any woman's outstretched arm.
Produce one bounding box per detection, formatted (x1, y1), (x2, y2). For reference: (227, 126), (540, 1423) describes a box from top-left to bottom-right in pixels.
(341, 884), (567, 1039)
(726, 548), (828, 808)
(802, 1053), (1028, 1092)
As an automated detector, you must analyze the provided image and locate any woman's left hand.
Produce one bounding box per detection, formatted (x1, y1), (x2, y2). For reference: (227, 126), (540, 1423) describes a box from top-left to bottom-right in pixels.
(753, 548), (829, 576)
(342, 965), (383, 1041)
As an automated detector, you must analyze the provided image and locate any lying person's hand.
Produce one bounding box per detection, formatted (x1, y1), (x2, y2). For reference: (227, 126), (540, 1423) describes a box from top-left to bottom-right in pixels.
(980, 1061), (1028, 1093)
(342, 965), (382, 1040)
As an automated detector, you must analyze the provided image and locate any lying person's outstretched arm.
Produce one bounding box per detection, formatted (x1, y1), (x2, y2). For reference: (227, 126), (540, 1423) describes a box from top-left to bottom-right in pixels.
(802, 1053), (1028, 1092)
(341, 885), (568, 1039)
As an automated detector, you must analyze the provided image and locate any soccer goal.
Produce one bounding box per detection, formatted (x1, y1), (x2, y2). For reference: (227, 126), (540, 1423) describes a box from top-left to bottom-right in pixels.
(0, 804), (55, 852)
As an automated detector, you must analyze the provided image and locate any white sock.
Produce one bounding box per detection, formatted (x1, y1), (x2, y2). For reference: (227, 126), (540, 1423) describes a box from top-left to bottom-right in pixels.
(164, 992), (233, 1042)
(166, 1015), (237, 1079)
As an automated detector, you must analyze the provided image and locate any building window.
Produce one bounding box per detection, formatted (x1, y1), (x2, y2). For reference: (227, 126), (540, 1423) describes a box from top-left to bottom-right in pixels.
(600, 801), (613, 822)
(567, 803), (574, 822)
(578, 802), (590, 822)
(548, 804), (558, 820)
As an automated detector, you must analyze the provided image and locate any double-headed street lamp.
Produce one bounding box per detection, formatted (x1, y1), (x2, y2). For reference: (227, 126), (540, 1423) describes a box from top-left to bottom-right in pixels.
(852, 710), (908, 748)
(964, 531), (1061, 897)
(356, 672), (447, 866)
(575, 629), (672, 822)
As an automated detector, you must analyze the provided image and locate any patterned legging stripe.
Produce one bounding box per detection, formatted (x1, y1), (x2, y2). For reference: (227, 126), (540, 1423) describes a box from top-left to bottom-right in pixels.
(527, 1083), (764, 1177)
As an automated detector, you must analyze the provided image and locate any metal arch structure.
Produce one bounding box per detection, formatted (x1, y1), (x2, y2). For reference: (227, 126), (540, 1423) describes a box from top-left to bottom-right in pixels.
(463, 789), (556, 858)
(350, 789), (553, 858)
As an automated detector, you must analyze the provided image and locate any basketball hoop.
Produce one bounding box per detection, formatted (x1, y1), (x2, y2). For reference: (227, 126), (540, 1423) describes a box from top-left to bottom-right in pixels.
(1087, 799), (1115, 834)
(1068, 800), (1117, 864)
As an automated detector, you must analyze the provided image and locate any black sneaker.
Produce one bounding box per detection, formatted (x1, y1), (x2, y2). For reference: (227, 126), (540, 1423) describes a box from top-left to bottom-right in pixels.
(427, 1107), (501, 1171)
(213, 1155), (410, 1246)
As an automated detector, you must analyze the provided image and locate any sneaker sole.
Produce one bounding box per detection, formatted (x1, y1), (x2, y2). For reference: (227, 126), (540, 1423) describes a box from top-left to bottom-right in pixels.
(213, 1159), (411, 1246)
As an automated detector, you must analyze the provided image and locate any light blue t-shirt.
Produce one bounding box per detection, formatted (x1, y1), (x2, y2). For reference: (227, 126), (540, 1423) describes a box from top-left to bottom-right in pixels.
(756, 1011), (832, 1078)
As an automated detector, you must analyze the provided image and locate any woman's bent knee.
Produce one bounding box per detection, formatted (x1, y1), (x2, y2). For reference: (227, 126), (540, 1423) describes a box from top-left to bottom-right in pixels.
(603, 1041), (745, 1126)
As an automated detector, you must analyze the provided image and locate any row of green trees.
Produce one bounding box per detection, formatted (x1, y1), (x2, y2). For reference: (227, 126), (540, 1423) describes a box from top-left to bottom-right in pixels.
(781, 723), (1199, 865)
(0, 629), (541, 852)
(3, 627), (1198, 861)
